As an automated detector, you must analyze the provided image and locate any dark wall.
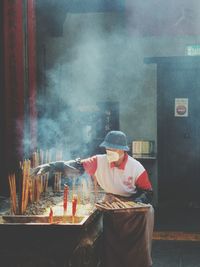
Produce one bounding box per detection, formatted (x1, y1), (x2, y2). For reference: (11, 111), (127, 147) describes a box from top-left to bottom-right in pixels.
(0, 1), (4, 192)
(155, 57), (200, 208)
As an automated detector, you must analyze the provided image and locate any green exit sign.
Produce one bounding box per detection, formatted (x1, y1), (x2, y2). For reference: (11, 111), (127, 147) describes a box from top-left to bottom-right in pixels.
(186, 45), (200, 56)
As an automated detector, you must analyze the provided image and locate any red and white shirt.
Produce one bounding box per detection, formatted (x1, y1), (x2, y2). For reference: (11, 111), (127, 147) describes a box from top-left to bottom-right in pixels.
(82, 153), (152, 197)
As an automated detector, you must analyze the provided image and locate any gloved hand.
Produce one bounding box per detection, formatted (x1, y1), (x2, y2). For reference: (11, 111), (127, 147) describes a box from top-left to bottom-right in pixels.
(30, 158), (85, 177)
(134, 188), (153, 204)
(30, 163), (50, 176)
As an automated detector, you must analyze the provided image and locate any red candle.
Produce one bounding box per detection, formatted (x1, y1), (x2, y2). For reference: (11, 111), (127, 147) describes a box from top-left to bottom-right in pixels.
(63, 184), (68, 214)
(72, 194), (78, 217)
(49, 207), (53, 224)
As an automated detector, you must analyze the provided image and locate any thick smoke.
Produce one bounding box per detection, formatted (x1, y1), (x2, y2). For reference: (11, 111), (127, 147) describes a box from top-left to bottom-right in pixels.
(126, 0), (200, 36)
(35, 10), (144, 159)
(33, 0), (200, 160)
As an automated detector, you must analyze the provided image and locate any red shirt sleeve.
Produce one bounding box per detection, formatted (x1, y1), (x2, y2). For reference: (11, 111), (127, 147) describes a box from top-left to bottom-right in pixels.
(135, 170), (152, 190)
(82, 156), (97, 176)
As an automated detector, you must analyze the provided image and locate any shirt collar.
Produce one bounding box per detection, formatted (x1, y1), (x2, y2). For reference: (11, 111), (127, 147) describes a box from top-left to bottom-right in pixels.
(110, 152), (128, 170)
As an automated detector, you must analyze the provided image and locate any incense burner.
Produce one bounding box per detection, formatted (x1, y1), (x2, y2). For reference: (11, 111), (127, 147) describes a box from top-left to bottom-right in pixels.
(0, 208), (103, 267)
(1, 213), (93, 225)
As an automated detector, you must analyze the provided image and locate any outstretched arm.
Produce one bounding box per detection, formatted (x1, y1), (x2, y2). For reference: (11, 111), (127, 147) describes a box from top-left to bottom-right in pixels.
(30, 158), (85, 177)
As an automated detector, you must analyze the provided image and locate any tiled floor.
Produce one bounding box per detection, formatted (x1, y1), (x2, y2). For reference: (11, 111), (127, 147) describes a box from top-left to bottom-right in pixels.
(152, 207), (200, 267)
(152, 240), (200, 267)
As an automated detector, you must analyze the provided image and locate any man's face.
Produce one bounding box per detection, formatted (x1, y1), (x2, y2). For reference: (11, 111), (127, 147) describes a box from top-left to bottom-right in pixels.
(106, 148), (124, 163)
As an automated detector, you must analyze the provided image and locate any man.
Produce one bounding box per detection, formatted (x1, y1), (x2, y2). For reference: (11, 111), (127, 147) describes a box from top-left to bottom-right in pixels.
(32, 130), (154, 267)
(82, 131), (154, 267)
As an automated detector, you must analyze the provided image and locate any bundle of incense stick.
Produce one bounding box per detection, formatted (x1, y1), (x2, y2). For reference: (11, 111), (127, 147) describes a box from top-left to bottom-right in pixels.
(20, 160), (31, 214)
(45, 149), (52, 163)
(39, 149), (44, 164)
(32, 151), (40, 168)
(31, 149), (63, 167)
(33, 176), (42, 203)
(31, 150), (45, 167)
(95, 198), (149, 211)
(8, 173), (17, 214)
(40, 149), (44, 164)
(54, 172), (61, 192)
(28, 177), (33, 203)
(42, 173), (49, 193)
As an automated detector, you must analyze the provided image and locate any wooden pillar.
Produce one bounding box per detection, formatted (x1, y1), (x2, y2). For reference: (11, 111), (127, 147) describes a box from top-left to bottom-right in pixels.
(3, 0), (25, 172)
(1, 0), (37, 195)
(27, 0), (37, 153)
(0, 0), (4, 192)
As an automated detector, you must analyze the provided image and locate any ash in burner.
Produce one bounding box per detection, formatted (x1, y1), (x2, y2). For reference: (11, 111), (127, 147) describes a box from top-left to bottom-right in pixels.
(0, 191), (63, 216)
(24, 191), (63, 215)
(0, 196), (10, 214)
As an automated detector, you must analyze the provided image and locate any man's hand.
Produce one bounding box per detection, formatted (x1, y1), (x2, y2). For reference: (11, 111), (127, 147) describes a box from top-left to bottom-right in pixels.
(30, 163), (50, 176)
(134, 188), (153, 204)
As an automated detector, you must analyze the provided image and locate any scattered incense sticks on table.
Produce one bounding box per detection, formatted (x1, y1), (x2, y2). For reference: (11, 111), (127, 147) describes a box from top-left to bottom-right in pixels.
(95, 198), (150, 211)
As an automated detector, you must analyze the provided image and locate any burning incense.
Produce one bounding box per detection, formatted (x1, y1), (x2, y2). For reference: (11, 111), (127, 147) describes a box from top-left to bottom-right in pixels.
(34, 176), (41, 203)
(54, 172), (61, 192)
(43, 172), (49, 193)
(45, 149), (52, 163)
(8, 159), (31, 215)
(8, 173), (17, 214)
(39, 149), (44, 164)
(29, 178), (33, 203)
(21, 160), (31, 214)
(32, 151), (39, 168)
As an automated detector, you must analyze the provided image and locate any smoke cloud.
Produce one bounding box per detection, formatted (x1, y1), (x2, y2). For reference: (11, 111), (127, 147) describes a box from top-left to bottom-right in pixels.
(31, 0), (200, 160)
